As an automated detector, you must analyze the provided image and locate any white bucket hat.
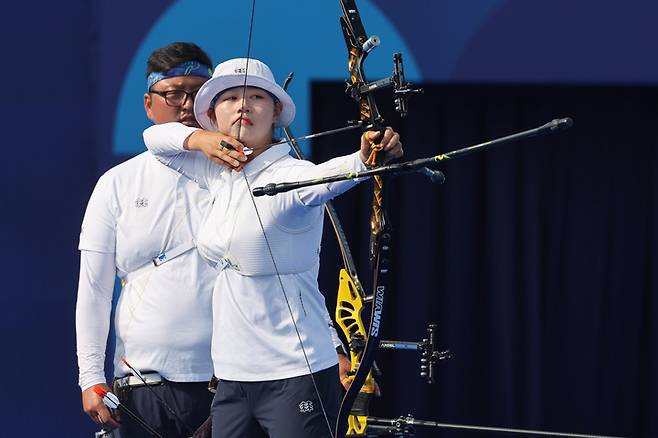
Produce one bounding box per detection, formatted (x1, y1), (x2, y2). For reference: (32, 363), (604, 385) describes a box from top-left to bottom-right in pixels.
(194, 58), (296, 131)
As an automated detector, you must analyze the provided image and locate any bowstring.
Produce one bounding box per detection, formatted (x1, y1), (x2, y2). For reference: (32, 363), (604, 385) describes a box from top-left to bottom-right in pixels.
(235, 1), (335, 436)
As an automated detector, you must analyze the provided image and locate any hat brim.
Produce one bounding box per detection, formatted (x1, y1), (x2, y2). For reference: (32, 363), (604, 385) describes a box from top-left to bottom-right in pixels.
(194, 74), (296, 131)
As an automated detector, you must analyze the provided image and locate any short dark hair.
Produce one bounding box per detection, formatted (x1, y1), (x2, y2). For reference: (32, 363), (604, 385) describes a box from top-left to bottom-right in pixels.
(146, 42), (213, 77)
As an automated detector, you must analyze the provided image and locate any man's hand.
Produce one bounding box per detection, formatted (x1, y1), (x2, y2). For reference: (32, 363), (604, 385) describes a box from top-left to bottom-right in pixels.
(338, 353), (382, 395)
(82, 383), (120, 430)
(184, 130), (249, 172)
(338, 352), (352, 391)
(359, 127), (403, 165)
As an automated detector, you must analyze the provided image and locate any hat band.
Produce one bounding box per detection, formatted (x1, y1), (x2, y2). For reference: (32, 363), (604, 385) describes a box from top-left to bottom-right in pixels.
(147, 61), (212, 91)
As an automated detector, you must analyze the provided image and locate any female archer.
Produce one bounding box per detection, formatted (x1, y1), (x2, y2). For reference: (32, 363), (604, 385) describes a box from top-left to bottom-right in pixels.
(143, 57), (402, 438)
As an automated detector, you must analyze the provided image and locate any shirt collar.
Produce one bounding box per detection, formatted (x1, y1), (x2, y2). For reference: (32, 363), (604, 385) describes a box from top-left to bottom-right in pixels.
(243, 143), (291, 178)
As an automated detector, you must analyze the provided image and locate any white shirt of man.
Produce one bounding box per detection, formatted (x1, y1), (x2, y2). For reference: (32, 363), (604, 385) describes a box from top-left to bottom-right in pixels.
(75, 152), (216, 390)
(143, 123), (366, 382)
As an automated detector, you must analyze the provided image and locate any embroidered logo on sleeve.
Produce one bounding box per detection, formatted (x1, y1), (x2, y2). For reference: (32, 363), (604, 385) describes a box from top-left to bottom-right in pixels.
(135, 197), (149, 208)
(298, 400), (314, 413)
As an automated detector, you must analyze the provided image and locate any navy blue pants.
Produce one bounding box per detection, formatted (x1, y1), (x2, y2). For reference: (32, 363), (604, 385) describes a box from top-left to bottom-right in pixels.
(211, 365), (340, 438)
(116, 380), (213, 438)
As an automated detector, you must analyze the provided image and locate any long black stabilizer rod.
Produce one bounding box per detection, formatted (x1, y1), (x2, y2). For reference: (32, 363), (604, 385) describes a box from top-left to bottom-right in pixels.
(345, 415), (624, 438)
(253, 117), (573, 197)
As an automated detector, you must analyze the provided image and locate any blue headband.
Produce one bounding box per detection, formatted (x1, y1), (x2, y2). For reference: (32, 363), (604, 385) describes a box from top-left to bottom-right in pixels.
(147, 61), (212, 90)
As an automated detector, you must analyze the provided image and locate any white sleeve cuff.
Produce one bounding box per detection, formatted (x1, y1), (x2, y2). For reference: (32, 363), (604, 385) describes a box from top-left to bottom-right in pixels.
(143, 122), (200, 154)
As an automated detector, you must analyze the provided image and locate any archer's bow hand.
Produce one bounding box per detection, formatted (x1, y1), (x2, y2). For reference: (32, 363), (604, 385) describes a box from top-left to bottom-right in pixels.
(359, 127), (403, 166)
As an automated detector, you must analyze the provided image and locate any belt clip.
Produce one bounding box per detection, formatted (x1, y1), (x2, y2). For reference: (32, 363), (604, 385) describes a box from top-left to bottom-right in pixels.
(216, 258), (229, 270)
(153, 253), (168, 266)
(216, 257), (239, 271)
(208, 375), (219, 394)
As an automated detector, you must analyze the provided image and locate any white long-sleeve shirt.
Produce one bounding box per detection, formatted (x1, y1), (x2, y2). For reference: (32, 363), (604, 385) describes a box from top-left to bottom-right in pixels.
(143, 123), (366, 381)
(76, 152), (216, 390)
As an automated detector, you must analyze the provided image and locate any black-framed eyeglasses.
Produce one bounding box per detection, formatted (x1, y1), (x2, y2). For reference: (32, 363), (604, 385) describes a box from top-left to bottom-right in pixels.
(150, 88), (200, 107)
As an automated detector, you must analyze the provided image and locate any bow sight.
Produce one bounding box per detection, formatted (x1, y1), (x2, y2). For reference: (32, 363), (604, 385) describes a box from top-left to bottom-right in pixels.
(344, 51), (423, 119)
(378, 323), (452, 384)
